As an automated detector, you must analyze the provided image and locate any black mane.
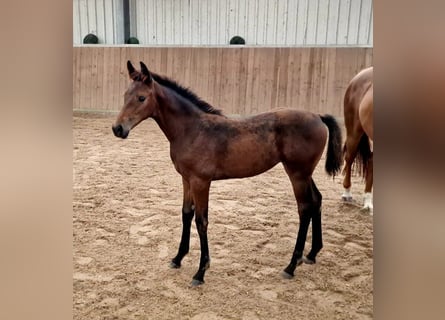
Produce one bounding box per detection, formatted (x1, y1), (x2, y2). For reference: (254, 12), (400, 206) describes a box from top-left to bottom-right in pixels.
(151, 73), (223, 116)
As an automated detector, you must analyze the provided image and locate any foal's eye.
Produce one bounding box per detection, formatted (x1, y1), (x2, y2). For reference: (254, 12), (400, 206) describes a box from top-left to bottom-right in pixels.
(138, 96), (146, 102)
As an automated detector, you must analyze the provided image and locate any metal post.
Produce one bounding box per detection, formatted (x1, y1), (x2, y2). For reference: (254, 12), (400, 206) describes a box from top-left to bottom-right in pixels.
(123, 0), (130, 43)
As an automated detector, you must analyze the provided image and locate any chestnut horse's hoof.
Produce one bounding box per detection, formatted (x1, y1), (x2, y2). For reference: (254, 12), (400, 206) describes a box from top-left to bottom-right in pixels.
(362, 193), (373, 214)
(342, 188), (353, 202)
(361, 206), (373, 216)
(190, 279), (204, 287)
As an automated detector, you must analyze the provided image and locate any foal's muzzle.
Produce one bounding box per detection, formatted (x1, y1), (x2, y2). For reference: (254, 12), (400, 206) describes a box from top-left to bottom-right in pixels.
(112, 124), (129, 139)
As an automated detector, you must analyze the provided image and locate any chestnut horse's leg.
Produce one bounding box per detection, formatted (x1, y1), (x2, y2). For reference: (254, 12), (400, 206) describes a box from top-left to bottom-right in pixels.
(170, 178), (194, 268)
(364, 153), (373, 193)
(189, 178), (211, 286)
(363, 153), (373, 211)
(342, 131), (363, 201)
(282, 172), (322, 278)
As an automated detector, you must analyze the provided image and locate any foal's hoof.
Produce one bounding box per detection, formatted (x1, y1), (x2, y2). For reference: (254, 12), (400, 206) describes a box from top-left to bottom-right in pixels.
(342, 195), (353, 202)
(297, 257), (304, 266)
(169, 261), (181, 269)
(281, 270), (294, 279)
(190, 279), (204, 287)
(303, 256), (316, 264)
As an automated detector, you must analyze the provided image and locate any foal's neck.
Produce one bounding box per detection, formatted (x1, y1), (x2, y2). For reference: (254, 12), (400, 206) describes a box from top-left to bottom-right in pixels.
(152, 85), (203, 143)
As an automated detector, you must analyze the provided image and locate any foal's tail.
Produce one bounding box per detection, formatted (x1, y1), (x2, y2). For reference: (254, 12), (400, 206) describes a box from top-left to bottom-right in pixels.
(320, 115), (343, 177)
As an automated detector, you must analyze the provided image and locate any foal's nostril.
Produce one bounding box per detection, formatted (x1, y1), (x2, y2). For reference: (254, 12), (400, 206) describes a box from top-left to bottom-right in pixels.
(112, 124), (123, 137)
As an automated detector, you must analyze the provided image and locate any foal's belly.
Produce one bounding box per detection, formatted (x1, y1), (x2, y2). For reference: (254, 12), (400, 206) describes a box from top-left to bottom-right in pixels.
(213, 140), (280, 180)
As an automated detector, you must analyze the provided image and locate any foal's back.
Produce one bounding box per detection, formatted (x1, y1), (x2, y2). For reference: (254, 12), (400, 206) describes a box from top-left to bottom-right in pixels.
(190, 109), (327, 180)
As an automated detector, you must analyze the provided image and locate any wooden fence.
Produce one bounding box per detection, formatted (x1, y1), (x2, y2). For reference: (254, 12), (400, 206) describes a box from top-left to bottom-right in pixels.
(73, 46), (372, 117)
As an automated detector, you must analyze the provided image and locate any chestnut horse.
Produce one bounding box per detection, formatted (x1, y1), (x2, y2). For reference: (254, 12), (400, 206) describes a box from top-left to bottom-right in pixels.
(341, 67), (373, 211)
(112, 61), (343, 286)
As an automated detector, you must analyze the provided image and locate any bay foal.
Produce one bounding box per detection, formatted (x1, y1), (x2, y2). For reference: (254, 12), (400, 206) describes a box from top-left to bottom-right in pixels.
(112, 61), (343, 285)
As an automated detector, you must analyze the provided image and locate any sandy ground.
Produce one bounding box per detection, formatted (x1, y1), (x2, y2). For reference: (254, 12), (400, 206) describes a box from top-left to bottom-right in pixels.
(73, 112), (373, 320)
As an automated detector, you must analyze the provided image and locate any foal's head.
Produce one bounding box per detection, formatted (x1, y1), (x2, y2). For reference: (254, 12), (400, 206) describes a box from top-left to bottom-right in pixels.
(112, 61), (159, 139)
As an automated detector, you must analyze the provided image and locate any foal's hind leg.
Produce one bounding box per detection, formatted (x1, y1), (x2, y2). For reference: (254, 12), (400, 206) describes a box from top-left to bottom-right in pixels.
(171, 178), (194, 268)
(304, 179), (323, 264)
(282, 173), (322, 278)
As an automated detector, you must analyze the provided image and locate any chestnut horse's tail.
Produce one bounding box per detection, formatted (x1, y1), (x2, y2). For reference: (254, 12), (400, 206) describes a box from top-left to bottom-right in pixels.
(346, 133), (372, 178)
(320, 115), (343, 177)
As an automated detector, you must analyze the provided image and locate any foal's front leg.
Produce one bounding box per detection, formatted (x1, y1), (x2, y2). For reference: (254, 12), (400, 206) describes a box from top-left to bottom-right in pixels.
(190, 178), (211, 286)
(171, 178), (194, 268)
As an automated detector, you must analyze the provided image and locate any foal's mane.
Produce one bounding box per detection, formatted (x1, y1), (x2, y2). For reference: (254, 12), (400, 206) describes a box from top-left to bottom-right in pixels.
(151, 73), (223, 116)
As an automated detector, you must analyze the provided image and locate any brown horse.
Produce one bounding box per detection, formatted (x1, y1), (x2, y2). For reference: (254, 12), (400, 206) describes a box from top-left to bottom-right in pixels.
(341, 66), (373, 211)
(112, 61), (343, 286)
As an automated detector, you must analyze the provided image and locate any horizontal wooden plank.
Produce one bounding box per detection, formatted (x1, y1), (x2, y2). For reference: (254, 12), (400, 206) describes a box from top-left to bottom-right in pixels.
(73, 46), (373, 117)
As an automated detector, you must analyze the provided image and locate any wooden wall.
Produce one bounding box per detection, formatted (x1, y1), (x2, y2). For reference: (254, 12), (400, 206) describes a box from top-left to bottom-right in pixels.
(73, 46), (373, 117)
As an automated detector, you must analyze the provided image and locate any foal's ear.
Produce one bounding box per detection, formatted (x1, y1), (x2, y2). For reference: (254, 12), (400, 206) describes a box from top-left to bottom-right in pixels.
(127, 60), (139, 81)
(140, 61), (153, 84)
